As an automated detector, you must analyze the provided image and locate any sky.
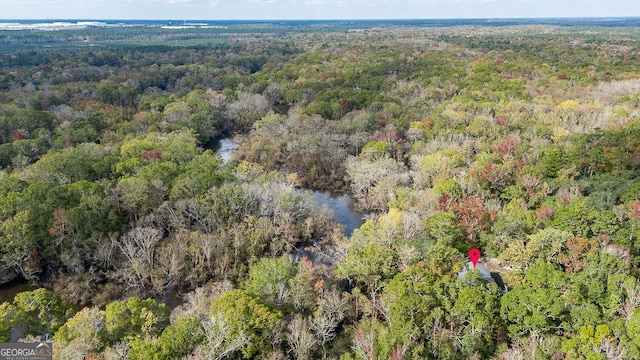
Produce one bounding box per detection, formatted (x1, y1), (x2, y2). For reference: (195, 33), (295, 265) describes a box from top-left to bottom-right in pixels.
(1, 0), (639, 20)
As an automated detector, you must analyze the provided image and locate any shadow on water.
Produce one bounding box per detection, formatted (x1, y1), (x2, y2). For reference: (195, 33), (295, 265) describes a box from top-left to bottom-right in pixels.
(0, 278), (38, 303)
(162, 283), (183, 310)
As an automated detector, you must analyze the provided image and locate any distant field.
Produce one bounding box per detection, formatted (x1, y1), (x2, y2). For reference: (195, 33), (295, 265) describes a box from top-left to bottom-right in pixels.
(99, 37), (230, 47)
(0, 26), (271, 50)
(3, 17), (640, 50)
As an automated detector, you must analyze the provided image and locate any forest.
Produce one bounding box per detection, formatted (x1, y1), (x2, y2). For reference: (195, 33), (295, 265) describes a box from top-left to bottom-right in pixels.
(1, 22), (640, 359)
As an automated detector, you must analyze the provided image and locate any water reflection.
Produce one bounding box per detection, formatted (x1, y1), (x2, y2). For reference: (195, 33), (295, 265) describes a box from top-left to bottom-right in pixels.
(310, 191), (364, 237)
(214, 138), (240, 164)
(214, 137), (365, 237)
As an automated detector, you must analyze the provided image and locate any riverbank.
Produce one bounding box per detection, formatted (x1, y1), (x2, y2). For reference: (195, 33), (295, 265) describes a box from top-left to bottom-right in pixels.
(215, 136), (365, 237)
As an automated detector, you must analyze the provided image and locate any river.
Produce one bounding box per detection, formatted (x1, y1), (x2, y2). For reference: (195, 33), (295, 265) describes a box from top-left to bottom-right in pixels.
(214, 136), (364, 237)
(0, 279), (37, 304)
(213, 137), (240, 164)
(0, 137), (364, 305)
(311, 191), (363, 237)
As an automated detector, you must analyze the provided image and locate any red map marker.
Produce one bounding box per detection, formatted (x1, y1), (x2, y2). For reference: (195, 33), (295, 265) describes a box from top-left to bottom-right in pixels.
(469, 248), (480, 268)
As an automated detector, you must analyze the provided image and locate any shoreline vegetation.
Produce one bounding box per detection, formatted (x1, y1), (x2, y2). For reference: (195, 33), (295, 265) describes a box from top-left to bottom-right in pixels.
(1, 21), (640, 359)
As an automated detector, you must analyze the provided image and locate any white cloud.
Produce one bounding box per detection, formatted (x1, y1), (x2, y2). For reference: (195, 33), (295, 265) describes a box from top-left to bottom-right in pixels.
(1, 0), (639, 19)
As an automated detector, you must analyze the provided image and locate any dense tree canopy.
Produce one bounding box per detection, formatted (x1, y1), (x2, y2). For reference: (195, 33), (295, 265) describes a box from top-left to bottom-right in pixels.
(1, 22), (640, 359)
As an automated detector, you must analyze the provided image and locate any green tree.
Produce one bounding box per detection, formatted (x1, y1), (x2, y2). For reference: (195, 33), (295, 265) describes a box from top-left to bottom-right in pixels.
(128, 317), (205, 360)
(452, 271), (504, 358)
(550, 197), (596, 238)
(27, 143), (115, 184)
(0, 303), (22, 342)
(54, 307), (106, 358)
(501, 228), (572, 268)
(569, 252), (630, 321)
(159, 317), (205, 359)
(12, 289), (75, 336)
(104, 297), (170, 344)
(501, 262), (569, 338)
(383, 265), (440, 358)
(243, 256), (313, 312)
(424, 212), (465, 248)
(209, 289), (282, 358)
(628, 308), (640, 357)
(335, 220), (399, 309)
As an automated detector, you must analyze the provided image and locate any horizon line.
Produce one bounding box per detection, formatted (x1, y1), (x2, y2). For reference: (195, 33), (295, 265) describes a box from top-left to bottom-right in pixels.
(0, 16), (638, 21)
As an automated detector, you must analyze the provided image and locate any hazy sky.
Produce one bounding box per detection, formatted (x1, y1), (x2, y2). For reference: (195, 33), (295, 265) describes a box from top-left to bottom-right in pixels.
(1, 0), (639, 20)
